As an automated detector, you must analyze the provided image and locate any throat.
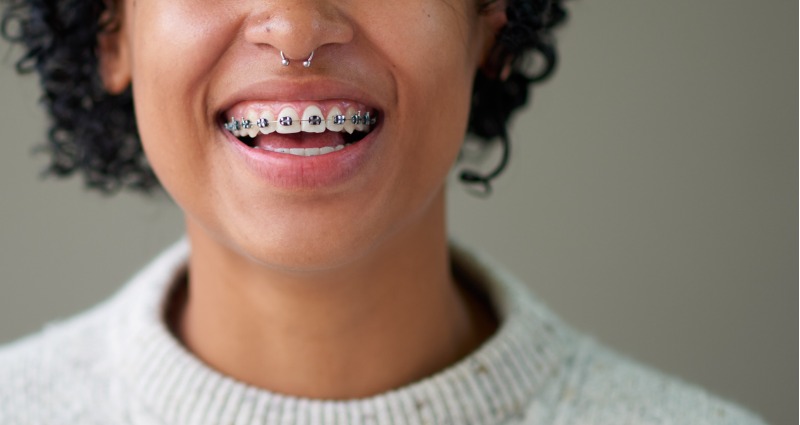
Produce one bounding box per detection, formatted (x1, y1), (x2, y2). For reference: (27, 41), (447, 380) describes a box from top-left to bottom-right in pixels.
(174, 207), (496, 399)
(173, 270), (497, 399)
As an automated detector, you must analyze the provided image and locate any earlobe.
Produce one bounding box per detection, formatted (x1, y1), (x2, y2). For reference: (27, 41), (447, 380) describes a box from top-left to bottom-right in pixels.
(97, 7), (132, 94)
(477, 0), (508, 74)
(482, 0), (508, 33)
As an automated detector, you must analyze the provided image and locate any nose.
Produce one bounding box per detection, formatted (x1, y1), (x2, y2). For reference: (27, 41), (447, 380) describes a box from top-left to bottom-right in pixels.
(243, 0), (354, 63)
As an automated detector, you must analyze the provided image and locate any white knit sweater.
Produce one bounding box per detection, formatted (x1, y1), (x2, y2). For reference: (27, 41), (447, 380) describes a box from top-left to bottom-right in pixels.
(0, 240), (766, 425)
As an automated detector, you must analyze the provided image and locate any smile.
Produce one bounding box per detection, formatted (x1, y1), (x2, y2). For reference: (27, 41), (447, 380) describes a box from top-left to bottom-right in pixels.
(222, 101), (379, 157)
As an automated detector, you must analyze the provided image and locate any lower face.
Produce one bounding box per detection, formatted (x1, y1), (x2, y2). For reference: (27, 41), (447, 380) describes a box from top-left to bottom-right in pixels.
(126, 0), (488, 271)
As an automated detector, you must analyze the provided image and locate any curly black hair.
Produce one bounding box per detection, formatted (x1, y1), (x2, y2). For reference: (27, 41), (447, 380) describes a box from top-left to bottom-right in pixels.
(0, 0), (567, 194)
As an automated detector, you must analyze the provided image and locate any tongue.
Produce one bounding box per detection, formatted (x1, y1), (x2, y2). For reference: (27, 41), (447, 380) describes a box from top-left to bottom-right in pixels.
(254, 132), (347, 150)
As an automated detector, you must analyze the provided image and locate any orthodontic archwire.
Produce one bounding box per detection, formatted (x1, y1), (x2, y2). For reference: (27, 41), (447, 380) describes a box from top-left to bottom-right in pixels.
(224, 111), (377, 132)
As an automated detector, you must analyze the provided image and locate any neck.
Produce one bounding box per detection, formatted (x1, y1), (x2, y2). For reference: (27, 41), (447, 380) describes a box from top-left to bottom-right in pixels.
(176, 193), (497, 399)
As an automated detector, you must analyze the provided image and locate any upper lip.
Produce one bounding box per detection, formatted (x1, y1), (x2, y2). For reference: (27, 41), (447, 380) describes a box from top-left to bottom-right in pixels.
(215, 77), (386, 118)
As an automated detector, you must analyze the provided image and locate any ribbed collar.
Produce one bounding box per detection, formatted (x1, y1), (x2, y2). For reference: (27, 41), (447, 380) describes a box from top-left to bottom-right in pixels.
(109, 240), (575, 425)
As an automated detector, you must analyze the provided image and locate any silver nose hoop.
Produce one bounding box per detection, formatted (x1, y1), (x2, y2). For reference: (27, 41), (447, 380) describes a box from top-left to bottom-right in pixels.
(280, 50), (315, 68)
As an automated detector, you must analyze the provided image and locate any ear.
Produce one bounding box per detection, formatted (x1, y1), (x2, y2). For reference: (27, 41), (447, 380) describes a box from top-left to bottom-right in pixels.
(477, 0), (508, 66)
(97, 3), (132, 94)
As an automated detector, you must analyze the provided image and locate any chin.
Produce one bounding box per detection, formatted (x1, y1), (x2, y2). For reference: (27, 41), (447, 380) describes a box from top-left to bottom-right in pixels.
(219, 211), (388, 274)
(239, 234), (383, 274)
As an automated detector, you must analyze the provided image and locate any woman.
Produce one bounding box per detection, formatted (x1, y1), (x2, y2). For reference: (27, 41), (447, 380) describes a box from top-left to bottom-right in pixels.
(0, 0), (768, 423)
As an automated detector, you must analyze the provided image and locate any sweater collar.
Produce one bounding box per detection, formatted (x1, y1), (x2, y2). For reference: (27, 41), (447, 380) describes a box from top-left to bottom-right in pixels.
(111, 239), (574, 425)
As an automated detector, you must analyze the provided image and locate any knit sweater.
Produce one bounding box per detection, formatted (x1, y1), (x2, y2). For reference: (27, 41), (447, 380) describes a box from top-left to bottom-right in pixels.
(0, 240), (766, 425)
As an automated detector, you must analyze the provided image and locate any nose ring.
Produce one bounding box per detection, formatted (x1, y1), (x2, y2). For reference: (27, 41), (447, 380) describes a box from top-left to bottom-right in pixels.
(302, 51), (314, 68)
(280, 50), (315, 68)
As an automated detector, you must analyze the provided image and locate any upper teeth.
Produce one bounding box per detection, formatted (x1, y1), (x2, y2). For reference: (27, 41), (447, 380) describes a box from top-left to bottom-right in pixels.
(225, 106), (377, 137)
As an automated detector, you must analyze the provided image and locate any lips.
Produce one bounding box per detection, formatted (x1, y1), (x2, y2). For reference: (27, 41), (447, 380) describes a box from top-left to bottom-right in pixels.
(214, 81), (387, 188)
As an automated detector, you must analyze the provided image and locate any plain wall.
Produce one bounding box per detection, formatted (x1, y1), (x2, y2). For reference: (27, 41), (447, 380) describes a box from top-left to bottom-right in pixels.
(0, 1), (795, 423)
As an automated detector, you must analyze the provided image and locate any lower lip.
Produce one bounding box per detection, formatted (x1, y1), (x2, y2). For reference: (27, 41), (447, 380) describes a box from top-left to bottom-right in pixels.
(222, 125), (381, 190)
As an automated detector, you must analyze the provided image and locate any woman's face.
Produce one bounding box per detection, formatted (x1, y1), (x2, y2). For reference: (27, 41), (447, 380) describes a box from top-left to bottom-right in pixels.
(102, 0), (502, 270)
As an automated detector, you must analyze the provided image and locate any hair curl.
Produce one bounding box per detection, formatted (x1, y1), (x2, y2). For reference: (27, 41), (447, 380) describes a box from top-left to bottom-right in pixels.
(0, 0), (566, 195)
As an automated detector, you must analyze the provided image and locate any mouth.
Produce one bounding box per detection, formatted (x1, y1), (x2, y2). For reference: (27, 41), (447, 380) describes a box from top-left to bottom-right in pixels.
(220, 100), (379, 157)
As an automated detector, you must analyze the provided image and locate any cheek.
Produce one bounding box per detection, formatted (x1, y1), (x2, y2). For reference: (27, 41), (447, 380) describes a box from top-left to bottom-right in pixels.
(128, 0), (238, 199)
(369, 2), (481, 90)
(131, 0), (235, 82)
(129, 0), (238, 130)
(364, 2), (481, 193)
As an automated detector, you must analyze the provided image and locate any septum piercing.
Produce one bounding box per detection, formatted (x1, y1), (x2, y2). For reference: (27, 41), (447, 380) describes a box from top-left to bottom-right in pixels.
(280, 50), (315, 68)
(225, 111), (376, 132)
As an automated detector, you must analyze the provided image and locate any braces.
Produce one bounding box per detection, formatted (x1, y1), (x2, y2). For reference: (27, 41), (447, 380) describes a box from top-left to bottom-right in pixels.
(224, 112), (378, 133)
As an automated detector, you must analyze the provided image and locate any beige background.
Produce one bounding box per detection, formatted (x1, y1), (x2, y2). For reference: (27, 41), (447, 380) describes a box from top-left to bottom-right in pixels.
(0, 0), (795, 423)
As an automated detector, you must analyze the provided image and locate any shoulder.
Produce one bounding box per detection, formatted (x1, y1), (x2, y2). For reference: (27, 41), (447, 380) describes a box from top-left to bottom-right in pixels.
(544, 337), (768, 425)
(449, 244), (768, 424)
(0, 303), (121, 425)
(0, 240), (188, 424)
(0, 241), (187, 424)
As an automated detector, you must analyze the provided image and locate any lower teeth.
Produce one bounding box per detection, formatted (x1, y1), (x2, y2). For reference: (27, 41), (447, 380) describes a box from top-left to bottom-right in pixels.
(256, 144), (348, 157)
(236, 128), (371, 155)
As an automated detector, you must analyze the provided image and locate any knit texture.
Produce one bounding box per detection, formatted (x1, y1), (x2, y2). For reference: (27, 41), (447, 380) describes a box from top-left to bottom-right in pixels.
(0, 240), (767, 425)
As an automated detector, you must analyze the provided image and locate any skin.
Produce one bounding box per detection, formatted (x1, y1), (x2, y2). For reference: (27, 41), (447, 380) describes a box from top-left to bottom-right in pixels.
(99, 0), (506, 398)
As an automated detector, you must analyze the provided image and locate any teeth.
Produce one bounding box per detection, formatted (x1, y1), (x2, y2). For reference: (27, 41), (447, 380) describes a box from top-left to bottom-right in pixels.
(224, 117), (239, 134)
(258, 110), (276, 135)
(326, 107), (345, 132)
(245, 111), (259, 137)
(257, 144), (349, 156)
(276, 108), (301, 134)
(227, 116), (243, 137)
(301, 106), (325, 134)
(225, 105), (378, 138)
(344, 107), (357, 134)
(355, 110), (366, 132)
